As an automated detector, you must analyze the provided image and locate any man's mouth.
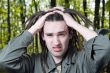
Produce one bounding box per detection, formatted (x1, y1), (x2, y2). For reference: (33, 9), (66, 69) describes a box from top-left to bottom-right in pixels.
(53, 47), (62, 52)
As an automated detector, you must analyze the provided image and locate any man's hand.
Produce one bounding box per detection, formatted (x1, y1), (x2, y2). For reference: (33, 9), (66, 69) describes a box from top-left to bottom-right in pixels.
(50, 7), (98, 41)
(28, 11), (55, 35)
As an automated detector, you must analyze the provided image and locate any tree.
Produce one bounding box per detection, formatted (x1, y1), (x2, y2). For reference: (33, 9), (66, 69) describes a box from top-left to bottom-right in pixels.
(50, 0), (56, 7)
(83, 0), (88, 17)
(19, 0), (26, 29)
(7, 0), (11, 42)
(94, 0), (101, 29)
(101, 0), (105, 28)
(65, 0), (69, 8)
(33, 0), (38, 12)
(105, 0), (110, 29)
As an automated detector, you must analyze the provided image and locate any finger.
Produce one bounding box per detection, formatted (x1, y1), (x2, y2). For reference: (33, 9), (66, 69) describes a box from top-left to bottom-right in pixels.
(52, 6), (65, 11)
(38, 11), (55, 22)
(45, 6), (65, 13)
(43, 11), (55, 17)
(45, 7), (63, 13)
(53, 10), (64, 16)
(45, 8), (55, 12)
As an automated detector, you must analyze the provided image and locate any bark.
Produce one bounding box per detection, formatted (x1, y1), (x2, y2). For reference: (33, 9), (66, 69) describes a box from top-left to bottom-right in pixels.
(7, 0), (11, 42)
(33, 0), (37, 12)
(83, 0), (88, 17)
(109, 10), (110, 29)
(94, 0), (100, 29)
(83, 0), (89, 27)
(20, 0), (26, 29)
(101, 0), (105, 28)
(50, 0), (56, 8)
(65, 0), (69, 8)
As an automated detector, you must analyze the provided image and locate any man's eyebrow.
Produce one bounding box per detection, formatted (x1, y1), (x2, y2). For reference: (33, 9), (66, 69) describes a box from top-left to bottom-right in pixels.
(45, 30), (67, 34)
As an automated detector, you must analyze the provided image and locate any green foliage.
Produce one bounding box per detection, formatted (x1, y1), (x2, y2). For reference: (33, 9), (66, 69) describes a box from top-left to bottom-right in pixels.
(57, 0), (65, 7)
(106, 0), (110, 11)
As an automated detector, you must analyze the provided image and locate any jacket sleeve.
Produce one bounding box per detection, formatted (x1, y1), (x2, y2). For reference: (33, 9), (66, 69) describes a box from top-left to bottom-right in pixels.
(84, 29), (110, 67)
(0, 30), (34, 73)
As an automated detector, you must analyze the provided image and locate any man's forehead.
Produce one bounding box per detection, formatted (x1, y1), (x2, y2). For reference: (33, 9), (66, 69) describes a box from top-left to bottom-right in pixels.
(44, 30), (68, 34)
(44, 21), (68, 33)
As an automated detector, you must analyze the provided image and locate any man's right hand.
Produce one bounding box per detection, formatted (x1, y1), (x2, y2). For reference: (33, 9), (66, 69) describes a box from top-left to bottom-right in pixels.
(28, 11), (54, 35)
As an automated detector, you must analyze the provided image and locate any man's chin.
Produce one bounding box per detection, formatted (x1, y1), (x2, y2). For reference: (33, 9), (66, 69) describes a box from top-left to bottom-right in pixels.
(52, 53), (64, 58)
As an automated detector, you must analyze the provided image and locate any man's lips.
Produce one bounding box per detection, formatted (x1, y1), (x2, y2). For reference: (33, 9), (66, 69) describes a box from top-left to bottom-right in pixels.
(52, 47), (62, 52)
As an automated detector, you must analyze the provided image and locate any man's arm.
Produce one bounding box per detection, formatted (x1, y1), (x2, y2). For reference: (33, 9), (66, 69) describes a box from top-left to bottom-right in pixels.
(0, 11), (56, 72)
(0, 30), (33, 72)
(84, 29), (110, 70)
(53, 9), (98, 41)
(69, 21), (98, 41)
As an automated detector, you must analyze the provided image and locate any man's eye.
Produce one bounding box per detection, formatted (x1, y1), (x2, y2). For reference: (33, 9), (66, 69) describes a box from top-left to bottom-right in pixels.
(59, 33), (65, 36)
(47, 34), (53, 36)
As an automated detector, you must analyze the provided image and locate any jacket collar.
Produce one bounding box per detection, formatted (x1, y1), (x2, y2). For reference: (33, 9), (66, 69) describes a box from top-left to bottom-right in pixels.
(72, 53), (77, 63)
(47, 53), (56, 72)
(63, 52), (76, 65)
(47, 51), (77, 72)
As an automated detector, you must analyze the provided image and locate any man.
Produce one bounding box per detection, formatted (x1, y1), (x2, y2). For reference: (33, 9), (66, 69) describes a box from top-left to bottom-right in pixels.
(0, 7), (110, 73)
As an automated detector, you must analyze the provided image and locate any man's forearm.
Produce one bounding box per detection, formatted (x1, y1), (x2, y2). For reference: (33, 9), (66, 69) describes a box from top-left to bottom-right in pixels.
(71, 22), (98, 41)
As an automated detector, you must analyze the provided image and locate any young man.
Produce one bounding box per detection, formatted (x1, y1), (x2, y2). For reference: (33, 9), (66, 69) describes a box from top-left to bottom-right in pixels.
(0, 7), (110, 73)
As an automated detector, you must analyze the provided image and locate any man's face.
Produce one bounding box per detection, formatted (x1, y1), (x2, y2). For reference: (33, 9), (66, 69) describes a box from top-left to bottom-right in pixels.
(43, 21), (70, 58)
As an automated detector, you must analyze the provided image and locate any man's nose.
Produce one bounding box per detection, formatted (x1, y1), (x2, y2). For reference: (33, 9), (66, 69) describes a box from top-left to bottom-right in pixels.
(53, 36), (60, 45)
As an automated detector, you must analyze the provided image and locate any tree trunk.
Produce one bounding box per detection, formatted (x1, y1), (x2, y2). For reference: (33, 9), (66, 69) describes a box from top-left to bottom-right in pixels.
(33, 0), (38, 12)
(83, 0), (89, 28)
(7, 0), (11, 42)
(50, 0), (56, 8)
(65, 0), (69, 8)
(20, 0), (26, 29)
(83, 0), (87, 17)
(0, 21), (3, 48)
(94, 0), (100, 29)
(109, 10), (110, 29)
(101, 0), (105, 28)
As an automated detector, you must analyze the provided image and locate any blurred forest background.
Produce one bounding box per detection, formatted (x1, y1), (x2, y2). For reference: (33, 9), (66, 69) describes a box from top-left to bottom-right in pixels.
(0, 0), (110, 73)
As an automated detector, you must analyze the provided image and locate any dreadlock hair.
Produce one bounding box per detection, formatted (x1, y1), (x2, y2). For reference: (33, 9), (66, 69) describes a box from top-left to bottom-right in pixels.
(25, 8), (93, 73)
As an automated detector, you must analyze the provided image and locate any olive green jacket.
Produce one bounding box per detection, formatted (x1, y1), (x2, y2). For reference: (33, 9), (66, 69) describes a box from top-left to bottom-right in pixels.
(0, 29), (110, 73)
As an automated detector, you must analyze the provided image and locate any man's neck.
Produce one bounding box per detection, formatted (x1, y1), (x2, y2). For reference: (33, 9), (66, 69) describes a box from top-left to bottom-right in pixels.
(52, 56), (62, 64)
